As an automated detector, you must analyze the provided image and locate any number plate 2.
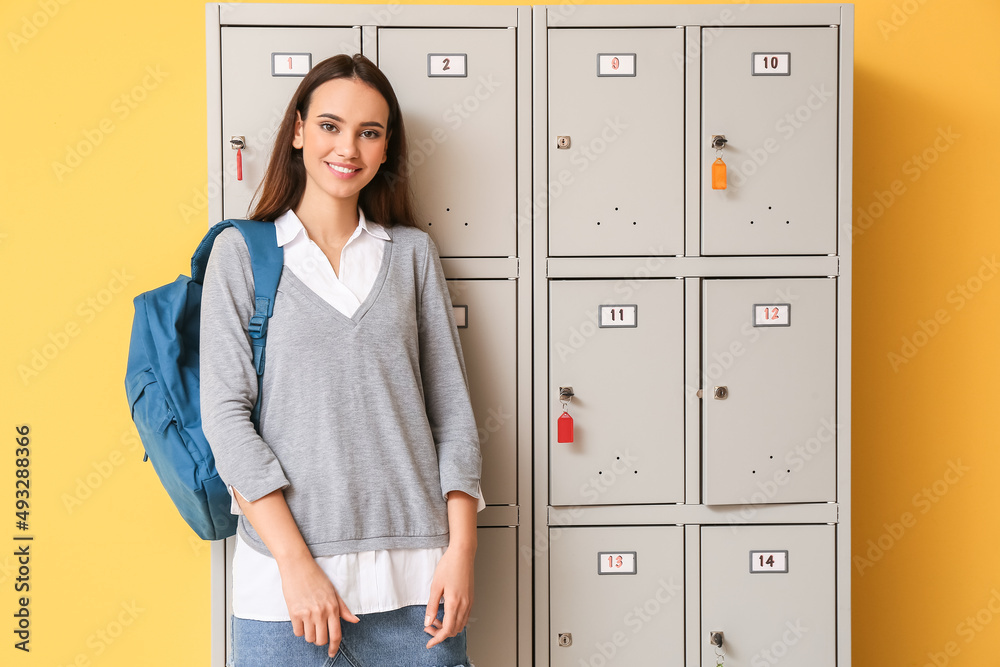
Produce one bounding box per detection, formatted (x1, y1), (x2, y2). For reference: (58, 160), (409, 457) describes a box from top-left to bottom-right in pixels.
(598, 551), (637, 575)
(427, 53), (467, 77)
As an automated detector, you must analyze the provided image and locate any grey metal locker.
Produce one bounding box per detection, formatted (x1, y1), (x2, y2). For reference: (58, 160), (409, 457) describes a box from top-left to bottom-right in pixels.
(468, 527), (518, 667)
(701, 524), (836, 667)
(221, 27), (362, 219)
(701, 28), (839, 255)
(448, 279), (518, 505)
(547, 28), (685, 257)
(549, 279), (684, 506)
(377, 28), (517, 257)
(549, 526), (685, 666)
(702, 278), (837, 505)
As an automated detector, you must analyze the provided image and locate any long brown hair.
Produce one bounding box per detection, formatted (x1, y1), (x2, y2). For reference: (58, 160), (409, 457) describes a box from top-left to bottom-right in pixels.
(249, 54), (417, 228)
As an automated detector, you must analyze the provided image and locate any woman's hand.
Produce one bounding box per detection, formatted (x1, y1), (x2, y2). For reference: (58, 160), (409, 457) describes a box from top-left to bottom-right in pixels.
(423, 543), (475, 648)
(424, 490), (478, 649)
(278, 553), (360, 658)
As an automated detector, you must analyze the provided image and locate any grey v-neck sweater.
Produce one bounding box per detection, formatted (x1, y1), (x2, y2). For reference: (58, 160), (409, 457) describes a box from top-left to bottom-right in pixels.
(200, 225), (481, 558)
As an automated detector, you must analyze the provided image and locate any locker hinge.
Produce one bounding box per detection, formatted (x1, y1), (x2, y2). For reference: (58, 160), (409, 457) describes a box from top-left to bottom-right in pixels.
(696, 389), (704, 399)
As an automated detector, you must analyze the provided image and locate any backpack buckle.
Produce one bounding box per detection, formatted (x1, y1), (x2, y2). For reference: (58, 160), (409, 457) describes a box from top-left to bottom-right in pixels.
(248, 315), (268, 339)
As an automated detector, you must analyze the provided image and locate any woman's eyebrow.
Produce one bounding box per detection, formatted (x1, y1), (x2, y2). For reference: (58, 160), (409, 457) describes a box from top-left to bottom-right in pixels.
(317, 112), (385, 129)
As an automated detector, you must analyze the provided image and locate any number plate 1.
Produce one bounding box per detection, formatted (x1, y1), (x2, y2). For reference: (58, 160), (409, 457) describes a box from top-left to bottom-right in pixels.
(753, 303), (790, 327)
(598, 551), (637, 575)
(750, 550), (789, 573)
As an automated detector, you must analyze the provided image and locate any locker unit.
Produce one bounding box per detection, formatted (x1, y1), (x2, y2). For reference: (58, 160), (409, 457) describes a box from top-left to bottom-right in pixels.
(221, 27), (361, 219)
(701, 525), (836, 667)
(547, 28), (685, 257)
(378, 29), (518, 257)
(535, 5), (852, 667)
(449, 279), (518, 505)
(701, 27), (839, 256)
(549, 526), (685, 666)
(548, 279), (684, 505)
(207, 5), (532, 667)
(702, 278), (837, 505)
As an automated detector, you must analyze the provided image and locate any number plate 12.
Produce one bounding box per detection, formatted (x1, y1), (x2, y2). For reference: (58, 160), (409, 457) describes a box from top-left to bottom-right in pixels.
(598, 552), (637, 575)
(753, 303), (790, 327)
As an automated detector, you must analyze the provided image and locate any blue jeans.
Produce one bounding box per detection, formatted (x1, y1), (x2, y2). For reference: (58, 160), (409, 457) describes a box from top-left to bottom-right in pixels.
(230, 604), (470, 667)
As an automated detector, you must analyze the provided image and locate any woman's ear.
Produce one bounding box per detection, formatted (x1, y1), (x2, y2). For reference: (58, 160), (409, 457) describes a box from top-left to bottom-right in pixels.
(292, 111), (304, 150)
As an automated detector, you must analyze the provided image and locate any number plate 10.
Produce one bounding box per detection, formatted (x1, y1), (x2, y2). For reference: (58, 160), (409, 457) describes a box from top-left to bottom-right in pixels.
(750, 550), (789, 573)
(598, 552), (637, 575)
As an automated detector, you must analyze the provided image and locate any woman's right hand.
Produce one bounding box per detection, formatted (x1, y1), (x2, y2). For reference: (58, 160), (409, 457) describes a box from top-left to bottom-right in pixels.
(277, 553), (360, 658)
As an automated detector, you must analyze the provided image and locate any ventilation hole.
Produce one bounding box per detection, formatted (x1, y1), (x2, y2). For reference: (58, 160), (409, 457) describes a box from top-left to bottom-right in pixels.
(787, 469), (791, 473)
(598, 471), (603, 475)
(615, 207), (619, 211)
(464, 222), (468, 226)
(428, 222), (432, 226)
(750, 221), (754, 225)
(786, 220), (790, 224)
(632, 221), (637, 225)
(768, 206), (772, 210)
(752, 470), (756, 474)
(446, 208), (450, 211)
(597, 221), (601, 225)
(616, 456), (620, 460)
(634, 470), (638, 474)
(769, 455), (773, 459)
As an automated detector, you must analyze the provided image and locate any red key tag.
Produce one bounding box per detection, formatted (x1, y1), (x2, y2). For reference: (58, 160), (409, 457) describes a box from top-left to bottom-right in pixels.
(236, 148), (243, 182)
(557, 410), (574, 444)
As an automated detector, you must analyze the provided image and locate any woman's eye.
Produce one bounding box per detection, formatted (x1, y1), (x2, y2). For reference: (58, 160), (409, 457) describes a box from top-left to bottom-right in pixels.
(361, 130), (380, 139)
(320, 122), (337, 132)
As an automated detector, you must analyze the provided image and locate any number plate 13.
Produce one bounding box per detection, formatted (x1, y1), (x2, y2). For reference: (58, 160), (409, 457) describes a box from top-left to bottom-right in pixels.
(599, 552), (637, 575)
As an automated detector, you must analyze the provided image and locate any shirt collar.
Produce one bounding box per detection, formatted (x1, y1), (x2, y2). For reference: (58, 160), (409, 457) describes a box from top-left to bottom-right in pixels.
(273, 207), (390, 247)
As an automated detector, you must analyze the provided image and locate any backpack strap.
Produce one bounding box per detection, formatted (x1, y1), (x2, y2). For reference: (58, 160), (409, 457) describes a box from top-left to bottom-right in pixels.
(193, 219), (283, 427)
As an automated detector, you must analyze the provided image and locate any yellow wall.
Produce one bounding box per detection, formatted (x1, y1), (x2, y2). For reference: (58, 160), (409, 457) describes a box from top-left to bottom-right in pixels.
(2, 0), (997, 665)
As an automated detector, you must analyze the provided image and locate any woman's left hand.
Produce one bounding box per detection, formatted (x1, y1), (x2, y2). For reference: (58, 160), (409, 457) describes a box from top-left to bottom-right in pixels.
(423, 543), (475, 648)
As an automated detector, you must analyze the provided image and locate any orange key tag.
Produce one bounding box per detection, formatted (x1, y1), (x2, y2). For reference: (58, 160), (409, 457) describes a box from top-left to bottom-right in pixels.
(712, 157), (727, 190)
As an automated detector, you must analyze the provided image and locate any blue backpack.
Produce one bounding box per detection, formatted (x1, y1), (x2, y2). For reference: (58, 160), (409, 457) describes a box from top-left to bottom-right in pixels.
(125, 220), (282, 540)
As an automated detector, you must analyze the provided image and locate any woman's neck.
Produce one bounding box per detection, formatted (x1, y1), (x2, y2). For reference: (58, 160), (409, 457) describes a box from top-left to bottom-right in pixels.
(293, 193), (361, 246)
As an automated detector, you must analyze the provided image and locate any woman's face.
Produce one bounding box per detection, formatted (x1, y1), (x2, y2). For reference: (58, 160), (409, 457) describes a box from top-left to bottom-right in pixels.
(292, 77), (390, 207)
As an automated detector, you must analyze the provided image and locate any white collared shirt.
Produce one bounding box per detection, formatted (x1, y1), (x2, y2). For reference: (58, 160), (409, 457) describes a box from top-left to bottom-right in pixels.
(231, 208), (483, 620)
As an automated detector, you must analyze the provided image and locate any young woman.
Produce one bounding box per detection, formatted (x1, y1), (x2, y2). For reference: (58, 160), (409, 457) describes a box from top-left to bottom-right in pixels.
(200, 54), (482, 667)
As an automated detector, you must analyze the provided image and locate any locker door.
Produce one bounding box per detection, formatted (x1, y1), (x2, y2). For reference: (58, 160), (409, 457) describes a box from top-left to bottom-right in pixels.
(550, 526), (684, 667)
(548, 28), (685, 257)
(702, 28), (839, 255)
(549, 280), (684, 505)
(701, 525), (836, 667)
(448, 280), (517, 505)
(468, 527), (518, 667)
(221, 27), (362, 219)
(378, 29), (517, 257)
(702, 278), (836, 505)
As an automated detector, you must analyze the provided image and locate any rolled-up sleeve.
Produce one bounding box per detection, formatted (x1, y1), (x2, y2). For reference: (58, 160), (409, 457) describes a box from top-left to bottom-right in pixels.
(416, 235), (482, 502)
(200, 227), (290, 502)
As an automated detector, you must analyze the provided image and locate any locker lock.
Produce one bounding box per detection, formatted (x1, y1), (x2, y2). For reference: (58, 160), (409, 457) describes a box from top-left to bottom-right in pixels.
(713, 386), (729, 400)
(559, 386), (575, 403)
(711, 135), (728, 150)
(556, 135), (571, 150)
(558, 633), (573, 647)
(710, 631), (724, 647)
(230, 136), (246, 150)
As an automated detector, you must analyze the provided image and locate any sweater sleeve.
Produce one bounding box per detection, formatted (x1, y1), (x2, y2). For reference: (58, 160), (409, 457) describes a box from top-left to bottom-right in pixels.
(417, 234), (482, 502)
(200, 227), (290, 502)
